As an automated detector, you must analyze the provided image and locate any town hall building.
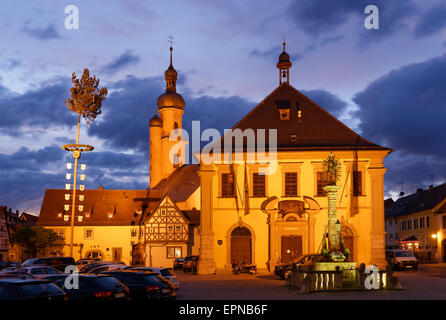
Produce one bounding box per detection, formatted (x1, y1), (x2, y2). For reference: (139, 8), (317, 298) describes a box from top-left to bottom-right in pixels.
(38, 42), (391, 272)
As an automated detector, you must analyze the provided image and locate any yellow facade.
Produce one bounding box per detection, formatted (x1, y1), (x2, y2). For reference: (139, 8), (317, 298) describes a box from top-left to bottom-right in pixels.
(198, 148), (389, 273)
(47, 225), (141, 265)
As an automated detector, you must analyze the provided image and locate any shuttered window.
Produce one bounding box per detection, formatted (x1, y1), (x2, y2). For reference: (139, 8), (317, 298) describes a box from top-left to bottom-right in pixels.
(221, 173), (235, 198)
(317, 172), (329, 196)
(284, 172), (298, 197)
(252, 173), (266, 197)
(353, 171), (363, 196)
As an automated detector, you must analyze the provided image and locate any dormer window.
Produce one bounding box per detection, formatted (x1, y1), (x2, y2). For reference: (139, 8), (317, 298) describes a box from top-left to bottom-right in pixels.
(279, 109), (290, 120)
(275, 100), (291, 120)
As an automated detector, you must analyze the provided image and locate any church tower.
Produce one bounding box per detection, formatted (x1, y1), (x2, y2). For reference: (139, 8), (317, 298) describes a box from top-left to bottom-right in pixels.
(149, 44), (185, 188)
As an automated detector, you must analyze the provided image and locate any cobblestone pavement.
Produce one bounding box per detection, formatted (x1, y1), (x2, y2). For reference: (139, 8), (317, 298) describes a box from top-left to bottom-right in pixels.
(175, 266), (446, 300)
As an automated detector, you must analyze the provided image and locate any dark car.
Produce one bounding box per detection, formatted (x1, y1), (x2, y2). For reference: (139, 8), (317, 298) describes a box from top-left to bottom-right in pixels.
(21, 256), (75, 272)
(102, 271), (176, 301)
(183, 256), (199, 273)
(80, 261), (125, 273)
(173, 258), (185, 269)
(0, 271), (35, 279)
(274, 254), (324, 280)
(0, 278), (67, 301)
(44, 274), (130, 301)
(0, 261), (19, 271)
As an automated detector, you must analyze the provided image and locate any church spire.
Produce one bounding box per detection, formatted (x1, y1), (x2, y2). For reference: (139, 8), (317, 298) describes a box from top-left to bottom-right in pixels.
(165, 35), (177, 92)
(276, 39), (292, 85)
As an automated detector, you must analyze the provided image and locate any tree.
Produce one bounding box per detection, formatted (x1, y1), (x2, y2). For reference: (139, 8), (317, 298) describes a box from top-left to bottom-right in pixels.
(11, 226), (59, 257)
(65, 68), (108, 126)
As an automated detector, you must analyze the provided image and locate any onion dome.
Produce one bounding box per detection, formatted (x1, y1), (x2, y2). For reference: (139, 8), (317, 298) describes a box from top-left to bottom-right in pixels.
(157, 46), (185, 110)
(149, 114), (162, 127)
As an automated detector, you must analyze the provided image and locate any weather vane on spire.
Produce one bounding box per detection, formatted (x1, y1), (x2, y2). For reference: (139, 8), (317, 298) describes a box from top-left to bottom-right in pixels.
(282, 35), (286, 51)
(168, 34), (175, 48)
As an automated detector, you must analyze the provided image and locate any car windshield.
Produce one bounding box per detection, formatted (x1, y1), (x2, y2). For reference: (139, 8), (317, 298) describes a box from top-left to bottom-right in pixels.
(21, 259), (38, 266)
(20, 282), (63, 296)
(395, 251), (414, 257)
(143, 275), (164, 286)
(161, 269), (174, 277)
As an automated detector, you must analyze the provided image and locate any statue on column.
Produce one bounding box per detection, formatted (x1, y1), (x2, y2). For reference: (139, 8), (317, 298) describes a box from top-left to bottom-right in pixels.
(322, 153), (346, 262)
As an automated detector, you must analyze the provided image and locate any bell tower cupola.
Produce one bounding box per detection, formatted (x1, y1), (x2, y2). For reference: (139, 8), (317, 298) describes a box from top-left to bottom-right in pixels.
(276, 40), (292, 85)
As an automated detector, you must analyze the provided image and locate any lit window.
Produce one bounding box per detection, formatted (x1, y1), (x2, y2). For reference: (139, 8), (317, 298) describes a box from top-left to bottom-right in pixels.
(167, 247), (182, 259)
(175, 225), (181, 233)
(167, 225), (173, 233)
(84, 229), (93, 240)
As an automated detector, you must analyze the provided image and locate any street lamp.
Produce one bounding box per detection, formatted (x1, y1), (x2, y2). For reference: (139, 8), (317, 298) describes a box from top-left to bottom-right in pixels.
(431, 233), (438, 239)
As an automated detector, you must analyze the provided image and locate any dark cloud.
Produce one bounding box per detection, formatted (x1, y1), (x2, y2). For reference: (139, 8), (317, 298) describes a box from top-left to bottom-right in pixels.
(0, 78), (74, 136)
(301, 89), (347, 118)
(102, 50), (141, 74)
(87, 75), (255, 153)
(288, 0), (416, 42)
(23, 24), (60, 40)
(414, 5), (446, 39)
(0, 145), (149, 213)
(353, 54), (446, 194)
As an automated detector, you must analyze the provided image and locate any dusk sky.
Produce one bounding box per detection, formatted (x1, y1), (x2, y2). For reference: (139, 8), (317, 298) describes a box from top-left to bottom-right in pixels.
(1, 0), (445, 214)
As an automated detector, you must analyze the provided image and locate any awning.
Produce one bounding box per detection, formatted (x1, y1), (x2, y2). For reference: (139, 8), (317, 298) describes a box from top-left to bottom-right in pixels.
(401, 236), (418, 242)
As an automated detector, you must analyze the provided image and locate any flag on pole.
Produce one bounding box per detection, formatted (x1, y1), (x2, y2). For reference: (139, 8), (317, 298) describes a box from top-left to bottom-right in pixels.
(244, 161), (250, 216)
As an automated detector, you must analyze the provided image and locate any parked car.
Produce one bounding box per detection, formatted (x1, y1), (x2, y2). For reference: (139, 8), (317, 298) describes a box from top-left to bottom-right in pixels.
(80, 261), (125, 273)
(76, 258), (100, 267)
(21, 256), (75, 272)
(15, 266), (62, 278)
(0, 271), (35, 279)
(0, 278), (67, 301)
(274, 254), (324, 280)
(174, 258), (185, 269)
(183, 256), (199, 273)
(86, 264), (128, 274)
(126, 267), (180, 289)
(0, 261), (19, 271)
(43, 274), (130, 301)
(0, 267), (17, 273)
(386, 250), (418, 270)
(101, 271), (176, 300)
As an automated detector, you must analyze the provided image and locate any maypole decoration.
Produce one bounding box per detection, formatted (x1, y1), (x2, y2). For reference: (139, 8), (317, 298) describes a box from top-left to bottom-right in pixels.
(63, 68), (107, 257)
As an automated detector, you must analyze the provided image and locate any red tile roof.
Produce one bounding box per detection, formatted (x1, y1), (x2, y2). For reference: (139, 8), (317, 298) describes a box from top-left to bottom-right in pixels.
(38, 189), (162, 226)
(220, 83), (390, 151)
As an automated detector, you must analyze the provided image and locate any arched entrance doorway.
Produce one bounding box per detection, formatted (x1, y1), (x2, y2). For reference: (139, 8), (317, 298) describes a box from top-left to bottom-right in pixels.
(231, 227), (252, 265)
(342, 226), (354, 262)
(85, 250), (104, 260)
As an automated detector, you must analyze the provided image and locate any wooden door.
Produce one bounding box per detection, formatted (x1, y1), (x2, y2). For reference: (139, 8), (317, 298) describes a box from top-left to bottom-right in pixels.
(281, 235), (302, 263)
(231, 227), (252, 265)
(112, 248), (122, 262)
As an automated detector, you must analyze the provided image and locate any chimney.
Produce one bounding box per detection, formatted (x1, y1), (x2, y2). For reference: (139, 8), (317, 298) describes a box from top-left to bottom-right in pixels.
(416, 188), (423, 193)
(429, 185), (434, 191)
